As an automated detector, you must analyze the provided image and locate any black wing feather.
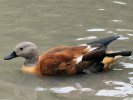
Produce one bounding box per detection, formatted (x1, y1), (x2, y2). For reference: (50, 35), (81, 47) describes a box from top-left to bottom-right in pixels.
(88, 35), (120, 46)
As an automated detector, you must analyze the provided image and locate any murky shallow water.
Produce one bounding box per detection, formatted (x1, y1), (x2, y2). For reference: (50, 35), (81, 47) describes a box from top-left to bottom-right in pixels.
(0, 0), (133, 100)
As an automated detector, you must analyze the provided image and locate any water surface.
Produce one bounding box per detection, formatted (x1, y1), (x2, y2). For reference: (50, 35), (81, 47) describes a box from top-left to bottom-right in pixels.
(0, 0), (133, 100)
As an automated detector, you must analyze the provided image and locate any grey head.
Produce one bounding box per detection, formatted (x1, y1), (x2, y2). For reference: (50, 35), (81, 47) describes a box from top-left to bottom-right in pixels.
(4, 42), (39, 66)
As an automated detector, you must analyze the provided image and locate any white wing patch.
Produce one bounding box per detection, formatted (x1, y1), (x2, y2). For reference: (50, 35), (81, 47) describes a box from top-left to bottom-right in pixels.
(87, 45), (98, 52)
(89, 47), (98, 52)
(76, 45), (98, 64)
(76, 55), (83, 64)
(87, 45), (91, 48)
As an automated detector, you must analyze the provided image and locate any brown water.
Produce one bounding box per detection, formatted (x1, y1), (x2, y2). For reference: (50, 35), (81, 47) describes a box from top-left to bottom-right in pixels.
(0, 0), (133, 100)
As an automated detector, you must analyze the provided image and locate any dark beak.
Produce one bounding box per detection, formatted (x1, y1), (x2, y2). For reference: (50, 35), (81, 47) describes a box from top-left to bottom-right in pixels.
(4, 51), (18, 60)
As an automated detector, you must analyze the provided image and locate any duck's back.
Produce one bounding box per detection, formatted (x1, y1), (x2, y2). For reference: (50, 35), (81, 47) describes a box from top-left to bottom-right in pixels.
(38, 46), (90, 75)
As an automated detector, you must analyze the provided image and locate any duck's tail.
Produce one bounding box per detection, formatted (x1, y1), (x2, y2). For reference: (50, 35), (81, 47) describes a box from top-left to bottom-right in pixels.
(89, 35), (120, 46)
(106, 51), (132, 57)
(102, 51), (132, 69)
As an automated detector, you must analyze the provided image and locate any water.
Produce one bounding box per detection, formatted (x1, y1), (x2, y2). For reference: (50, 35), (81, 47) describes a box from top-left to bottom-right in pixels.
(0, 0), (133, 100)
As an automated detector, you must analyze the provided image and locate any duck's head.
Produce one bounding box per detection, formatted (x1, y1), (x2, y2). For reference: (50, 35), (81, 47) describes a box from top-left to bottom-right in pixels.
(4, 42), (38, 60)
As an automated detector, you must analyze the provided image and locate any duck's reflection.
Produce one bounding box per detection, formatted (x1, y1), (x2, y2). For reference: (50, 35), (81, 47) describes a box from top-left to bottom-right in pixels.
(14, 75), (39, 100)
(12, 67), (132, 99)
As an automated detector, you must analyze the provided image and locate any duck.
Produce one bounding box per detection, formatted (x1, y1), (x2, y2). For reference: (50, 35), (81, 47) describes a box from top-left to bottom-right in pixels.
(4, 35), (132, 75)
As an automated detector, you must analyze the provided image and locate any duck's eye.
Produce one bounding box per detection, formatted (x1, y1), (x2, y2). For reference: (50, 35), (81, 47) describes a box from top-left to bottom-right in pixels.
(20, 48), (23, 50)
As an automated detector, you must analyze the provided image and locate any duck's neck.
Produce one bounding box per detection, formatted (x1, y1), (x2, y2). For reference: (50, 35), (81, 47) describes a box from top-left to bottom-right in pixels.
(24, 54), (39, 67)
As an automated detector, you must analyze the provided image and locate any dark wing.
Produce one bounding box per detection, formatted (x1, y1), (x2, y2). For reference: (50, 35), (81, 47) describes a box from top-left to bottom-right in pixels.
(88, 35), (120, 46)
(81, 46), (107, 73)
(82, 46), (106, 61)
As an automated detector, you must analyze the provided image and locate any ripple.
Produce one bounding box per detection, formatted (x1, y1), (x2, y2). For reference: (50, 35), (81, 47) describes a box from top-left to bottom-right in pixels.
(87, 28), (105, 32)
(76, 36), (97, 40)
(98, 9), (105, 11)
(118, 37), (129, 40)
(36, 87), (47, 91)
(128, 77), (133, 84)
(96, 89), (126, 97)
(35, 85), (94, 94)
(129, 56), (133, 60)
(35, 86), (77, 93)
(112, 20), (122, 22)
(49, 87), (77, 93)
(124, 97), (133, 100)
(116, 29), (133, 32)
(80, 88), (93, 92)
(113, 68), (123, 70)
(120, 62), (133, 68)
(96, 81), (133, 97)
(127, 34), (133, 36)
(38, 14), (60, 17)
(76, 83), (94, 92)
(128, 72), (133, 75)
(106, 31), (114, 34)
(113, 1), (126, 5)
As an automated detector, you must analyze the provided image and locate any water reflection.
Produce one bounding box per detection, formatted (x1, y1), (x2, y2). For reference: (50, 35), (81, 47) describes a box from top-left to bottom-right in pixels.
(14, 84), (38, 100)
(76, 36), (97, 40)
(128, 72), (133, 75)
(96, 89), (125, 97)
(112, 20), (122, 22)
(113, 1), (126, 5)
(106, 31), (114, 34)
(87, 28), (105, 32)
(116, 29), (133, 32)
(0, 0), (133, 99)
(120, 62), (133, 68)
(96, 81), (133, 97)
(49, 87), (77, 93)
(36, 83), (94, 94)
(117, 36), (129, 40)
(36, 87), (47, 91)
(14, 75), (39, 100)
(11, 75), (97, 99)
(128, 77), (133, 84)
(98, 9), (105, 11)
(1, 66), (133, 99)
(127, 34), (133, 36)
(129, 56), (133, 60)
(124, 97), (133, 100)
(113, 68), (123, 71)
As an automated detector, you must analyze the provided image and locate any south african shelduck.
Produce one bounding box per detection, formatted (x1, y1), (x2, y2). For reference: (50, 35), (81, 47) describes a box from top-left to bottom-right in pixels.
(4, 35), (132, 75)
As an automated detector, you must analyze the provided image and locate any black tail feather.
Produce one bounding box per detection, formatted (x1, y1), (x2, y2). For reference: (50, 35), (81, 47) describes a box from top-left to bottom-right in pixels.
(89, 35), (120, 46)
(106, 51), (132, 57)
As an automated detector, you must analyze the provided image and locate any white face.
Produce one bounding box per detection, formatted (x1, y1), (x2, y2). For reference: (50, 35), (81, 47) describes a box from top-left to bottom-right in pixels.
(14, 42), (38, 59)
